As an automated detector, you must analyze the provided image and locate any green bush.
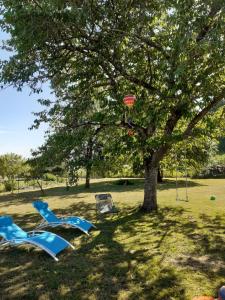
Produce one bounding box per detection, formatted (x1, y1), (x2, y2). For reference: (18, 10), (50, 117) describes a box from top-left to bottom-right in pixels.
(0, 183), (5, 193)
(42, 173), (57, 181)
(194, 164), (225, 179)
(114, 179), (134, 185)
(57, 176), (65, 183)
(4, 180), (16, 192)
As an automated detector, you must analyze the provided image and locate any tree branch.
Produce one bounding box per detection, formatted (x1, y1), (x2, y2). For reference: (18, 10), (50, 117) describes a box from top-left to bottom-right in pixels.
(106, 55), (158, 92)
(183, 93), (225, 138)
(152, 105), (189, 165)
(164, 107), (183, 137)
(196, 3), (223, 42)
(121, 118), (146, 138)
(102, 28), (171, 59)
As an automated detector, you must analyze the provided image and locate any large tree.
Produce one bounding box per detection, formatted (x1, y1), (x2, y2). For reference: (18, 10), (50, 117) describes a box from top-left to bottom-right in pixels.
(0, 153), (27, 180)
(0, 0), (224, 211)
(0, 153), (28, 191)
(32, 127), (104, 188)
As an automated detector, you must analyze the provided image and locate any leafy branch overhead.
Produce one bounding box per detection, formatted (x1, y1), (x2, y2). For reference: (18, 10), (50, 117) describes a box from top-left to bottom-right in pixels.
(0, 0), (224, 211)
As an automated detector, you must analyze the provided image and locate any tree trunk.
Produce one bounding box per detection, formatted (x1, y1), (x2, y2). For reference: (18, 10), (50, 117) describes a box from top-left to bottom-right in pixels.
(37, 179), (45, 195)
(141, 159), (158, 212)
(66, 178), (70, 191)
(85, 138), (93, 189)
(85, 166), (91, 188)
(157, 167), (163, 183)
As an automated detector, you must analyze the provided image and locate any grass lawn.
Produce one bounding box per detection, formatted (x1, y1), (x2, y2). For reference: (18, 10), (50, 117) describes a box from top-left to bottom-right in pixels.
(0, 178), (225, 300)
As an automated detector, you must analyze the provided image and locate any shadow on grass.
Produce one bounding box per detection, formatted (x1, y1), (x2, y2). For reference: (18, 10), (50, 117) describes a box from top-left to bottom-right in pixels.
(0, 187), (86, 209)
(69, 178), (205, 194)
(0, 178), (205, 209)
(2, 201), (225, 299)
(0, 206), (186, 299)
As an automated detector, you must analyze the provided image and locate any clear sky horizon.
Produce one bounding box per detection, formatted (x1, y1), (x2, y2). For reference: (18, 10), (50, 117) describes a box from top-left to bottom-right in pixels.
(0, 30), (52, 158)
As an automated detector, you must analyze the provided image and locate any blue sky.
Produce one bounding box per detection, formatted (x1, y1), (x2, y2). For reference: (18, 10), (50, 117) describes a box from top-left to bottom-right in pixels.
(0, 31), (51, 158)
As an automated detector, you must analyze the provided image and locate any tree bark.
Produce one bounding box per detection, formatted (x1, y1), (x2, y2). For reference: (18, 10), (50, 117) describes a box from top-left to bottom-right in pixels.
(84, 138), (93, 189)
(157, 167), (163, 183)
(85, 166), (91, 189)
(37, 179), (45, 195)
(141, 158), (158, 212)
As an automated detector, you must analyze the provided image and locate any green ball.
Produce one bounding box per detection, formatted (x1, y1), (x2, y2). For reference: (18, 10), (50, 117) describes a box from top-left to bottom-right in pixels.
(210, 195), (216, 201)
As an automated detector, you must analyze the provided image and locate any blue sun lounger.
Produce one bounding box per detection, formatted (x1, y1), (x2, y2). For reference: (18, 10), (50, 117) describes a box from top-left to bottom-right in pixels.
(0, 216), (74, 261)
(33, 200), (95, 235)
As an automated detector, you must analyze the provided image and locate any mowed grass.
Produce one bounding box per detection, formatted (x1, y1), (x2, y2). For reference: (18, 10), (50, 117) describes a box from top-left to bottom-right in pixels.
(0, 178), (225, 300)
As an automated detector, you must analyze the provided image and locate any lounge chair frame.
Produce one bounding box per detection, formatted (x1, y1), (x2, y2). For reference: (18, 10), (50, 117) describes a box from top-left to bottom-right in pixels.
(0, 230), (74, 261)
(33, 200), (96, 235)
(35, 218), (96, 235)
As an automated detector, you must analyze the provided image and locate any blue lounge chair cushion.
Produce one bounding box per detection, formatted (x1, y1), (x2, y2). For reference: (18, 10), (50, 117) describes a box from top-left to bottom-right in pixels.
(0, 216), (13, 226)
(33, 200), (95, 233)
(33, 200), (59, 223)
(0, 216), (27, 240)
(33, 200), (49, 210)
(0, 216), (71, 259)
(28, 232), (69, 255)
(65, 217), (92, 232)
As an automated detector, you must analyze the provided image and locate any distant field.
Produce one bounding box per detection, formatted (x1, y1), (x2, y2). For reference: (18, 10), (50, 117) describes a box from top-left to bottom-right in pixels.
(0, 178), (225, 299)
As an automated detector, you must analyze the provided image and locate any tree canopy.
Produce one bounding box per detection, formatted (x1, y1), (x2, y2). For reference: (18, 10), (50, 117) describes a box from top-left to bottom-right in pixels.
(0, 153), (28, 192)
(0, 0), (224, 211)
